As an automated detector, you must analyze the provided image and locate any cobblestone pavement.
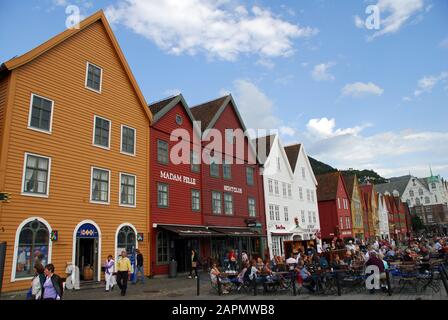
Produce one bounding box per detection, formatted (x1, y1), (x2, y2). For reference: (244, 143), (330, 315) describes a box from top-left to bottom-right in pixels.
(2, 271), (447, 301)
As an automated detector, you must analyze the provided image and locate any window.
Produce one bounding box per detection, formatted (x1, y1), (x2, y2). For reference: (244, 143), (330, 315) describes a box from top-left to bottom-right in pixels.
(224, 193), (233, 215)
(28, 94), (54, 133)
(268, 179), (273, 194)
(225, 129), (234, 144)
(157, 231), (169, 264)
(301, 210), (305, 224)
(284, 207), (289, 221)
(435, 195), (438, 203)
(346, 217), (351, 229)
(117, 226), (136, 255)
(91, 168), (110, 203)
(312, 212), (316, 224)
(15, 219), (50, 279)
(272, 238), (279, 258)
(212, 192), (222, 214)
(425, 196), (430, 204)
(246, 167), (254, 186)
(415, 198), (421, 206)
(157, 140), (169, 164)
(337, 198), (341, 209)
(157, 183), (169, 208)
(191, 190), (200, 211)
(307, 190), (311, 202)
(431, 183), (436, 189)
(308, 211), (312, 224)
(274, 181), (279, 195)
(121, 125), (136, 155)
(85, 62), (102, 92)
(248, 197), (256, 217)
(409, 190), (414, 197)
(288, 184), (292, 198)
(120, 173), (136, 207)
(339, 217), (344, 228)
(269, 204), (275, 221)
(175, 114), (183, 125)
(22, 153), (51, 196)
(191, 150), (200, 173)
(418, 188), (423, 196)
(282, 182), (287, 197)
(301, 167), (306, 179)
(93, 116), (111, 149)
(299, 187), (303, 201)
(210, 161), (220, 178)
(223, 162), (232, 180)
(311, 190), (315, 203)
(277, 157), (280, 171)
(427, 214), (434, 223)
(275, 206), (280, 221)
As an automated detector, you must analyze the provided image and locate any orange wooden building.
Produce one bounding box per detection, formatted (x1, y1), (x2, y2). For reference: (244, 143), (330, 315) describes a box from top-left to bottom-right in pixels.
(0, 11), (152, 292)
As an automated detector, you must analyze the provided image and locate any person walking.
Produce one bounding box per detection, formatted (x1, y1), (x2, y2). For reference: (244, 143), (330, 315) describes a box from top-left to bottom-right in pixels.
(41, 264), (63, 300)
(104, 255), (115, 292)
(116, 250), (131, 296)
(29, 263), (45, 300)
(132, 249), (145, 284)
(188, 249), (199, 279)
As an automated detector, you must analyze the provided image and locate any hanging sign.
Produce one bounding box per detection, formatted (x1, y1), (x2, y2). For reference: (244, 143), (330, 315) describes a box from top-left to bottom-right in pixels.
(76, 223), (99, 238)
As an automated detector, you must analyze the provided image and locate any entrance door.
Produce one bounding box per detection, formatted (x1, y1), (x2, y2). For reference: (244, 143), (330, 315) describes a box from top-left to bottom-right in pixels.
(75, 223), (99, 282)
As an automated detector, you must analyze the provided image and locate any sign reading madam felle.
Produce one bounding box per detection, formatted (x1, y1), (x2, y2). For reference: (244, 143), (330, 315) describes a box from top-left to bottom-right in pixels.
(160, 171), (196, 185)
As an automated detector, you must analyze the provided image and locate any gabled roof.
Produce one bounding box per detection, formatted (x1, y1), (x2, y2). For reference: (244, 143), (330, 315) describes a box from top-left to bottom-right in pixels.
(190, 95), (230, 132)
(148, 94), (200, 135)
(284, 144), (301, 173)
(342, 174), (356, 198)
(252, 134), (276, 165)
(375, 175), (411, 196)
(316, 172), (341, 202)
(1, 10), (152, 123)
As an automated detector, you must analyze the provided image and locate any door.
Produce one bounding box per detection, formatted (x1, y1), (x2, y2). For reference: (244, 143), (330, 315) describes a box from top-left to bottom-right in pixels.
(76, 238), (98, 281)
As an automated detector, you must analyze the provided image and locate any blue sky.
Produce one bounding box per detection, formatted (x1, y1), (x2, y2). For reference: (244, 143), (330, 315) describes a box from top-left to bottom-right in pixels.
(1, 0), (447, 178)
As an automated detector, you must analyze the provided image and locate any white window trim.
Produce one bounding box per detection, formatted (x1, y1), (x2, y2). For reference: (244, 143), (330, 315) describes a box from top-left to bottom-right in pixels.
(27, 93), (54, 135)
(120, 125), (137, 157)
(90, 166), (111, 205)
(21, 152), (52, 198)
(11, 217), (53, 282)
(92, 115), (111, 150)
(85, 61), (103, 94)
(114, 223), (138, 263)
(119, 172), (137, 208)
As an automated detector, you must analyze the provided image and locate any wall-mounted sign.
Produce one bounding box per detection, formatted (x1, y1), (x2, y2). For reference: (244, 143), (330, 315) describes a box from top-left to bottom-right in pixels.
(275, 225), (286, 230)
(160, 171), (196, 185)
(224, 185), (242, 194)
(50, 230), (58, 241)
(137, 233), (144, 241)
(76, 223), (99, 238)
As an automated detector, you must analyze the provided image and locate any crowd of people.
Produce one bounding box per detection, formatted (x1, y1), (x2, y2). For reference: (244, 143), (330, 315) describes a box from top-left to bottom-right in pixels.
(209, 235), (448, 295)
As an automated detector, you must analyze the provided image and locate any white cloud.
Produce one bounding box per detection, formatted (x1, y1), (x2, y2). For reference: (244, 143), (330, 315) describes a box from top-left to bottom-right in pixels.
(279, 126), (296, 137)
(306, 118), (369, 139)
(402, 96), (412, 102)
(440, 38), (448, 49)
(163, 88), (182, 97)
(341, 82), (384, 98)
(354, 15), (365, 29)
(366, 0), (425, 40)
(256, 59), (275, 70)
(311, 62), (335, 81)
(414, 71), (448, 96)
(106, 0), (318, 61)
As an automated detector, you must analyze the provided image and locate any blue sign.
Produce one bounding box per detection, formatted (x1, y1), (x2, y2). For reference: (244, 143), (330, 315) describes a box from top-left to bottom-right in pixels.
(76, 223), (99, 238)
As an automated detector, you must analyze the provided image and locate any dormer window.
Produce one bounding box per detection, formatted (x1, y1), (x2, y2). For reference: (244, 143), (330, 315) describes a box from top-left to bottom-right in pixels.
(85, 62), (102, 93)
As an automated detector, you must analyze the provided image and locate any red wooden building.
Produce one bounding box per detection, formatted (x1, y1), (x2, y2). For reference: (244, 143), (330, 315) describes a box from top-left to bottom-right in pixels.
(316, 172), (353, 241)
(191, 95), (267, 266)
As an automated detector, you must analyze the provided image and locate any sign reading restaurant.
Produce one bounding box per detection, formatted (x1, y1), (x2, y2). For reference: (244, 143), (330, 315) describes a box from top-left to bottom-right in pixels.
(224, 185), (243, 194)
(160, 170), (196, 185)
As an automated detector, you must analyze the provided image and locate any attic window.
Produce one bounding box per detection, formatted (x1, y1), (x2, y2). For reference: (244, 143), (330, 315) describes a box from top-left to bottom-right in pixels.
(85, 62), (102, 93)
(175, 115), (183, 125)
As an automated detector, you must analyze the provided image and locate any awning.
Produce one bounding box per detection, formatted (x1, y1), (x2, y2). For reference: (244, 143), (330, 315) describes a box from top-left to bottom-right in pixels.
(158, 225), (222, 237)
(271, 231), (293, 236)
(211, 227), (262, 237)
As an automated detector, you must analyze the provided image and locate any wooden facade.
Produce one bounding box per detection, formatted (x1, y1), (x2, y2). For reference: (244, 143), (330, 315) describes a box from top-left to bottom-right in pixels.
(0, 11), (152, 292)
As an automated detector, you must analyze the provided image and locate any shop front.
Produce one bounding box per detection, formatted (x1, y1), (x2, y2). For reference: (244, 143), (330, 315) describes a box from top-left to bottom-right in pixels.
(73, 221), (101, 282)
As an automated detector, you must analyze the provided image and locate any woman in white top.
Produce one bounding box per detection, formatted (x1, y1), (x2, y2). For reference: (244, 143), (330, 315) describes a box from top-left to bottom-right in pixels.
(104, 255), (115, 292)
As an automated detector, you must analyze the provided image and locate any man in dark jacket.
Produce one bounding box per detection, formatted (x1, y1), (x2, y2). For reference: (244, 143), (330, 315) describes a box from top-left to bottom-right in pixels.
(133, 249), (145, 284)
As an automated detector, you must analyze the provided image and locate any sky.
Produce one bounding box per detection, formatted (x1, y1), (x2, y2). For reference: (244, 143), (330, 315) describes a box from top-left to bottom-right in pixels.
(1, 0), (447, 179)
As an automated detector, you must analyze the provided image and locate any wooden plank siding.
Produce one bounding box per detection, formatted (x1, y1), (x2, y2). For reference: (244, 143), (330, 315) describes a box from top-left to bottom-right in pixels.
(0, 20), (151, 292)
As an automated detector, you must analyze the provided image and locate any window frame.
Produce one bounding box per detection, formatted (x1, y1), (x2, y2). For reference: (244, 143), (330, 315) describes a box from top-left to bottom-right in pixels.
(21, 152), (52, 198)
(156, 231), (170, 265)
(157, 183), (169, 208)
(90, 166), (111, 205)
(212, 191), (222, 215)
(191, 189), (201, 212)
(157, 139), (169, 165)
(246, 167), (255, 186)
(248, 197), (256, 217)
(223, 162), (232, 180)
(190, 150), (200, 173)
(119, 172), (137, 208)
(120, 125), (136, 157)
(92, 115), (111, 150)
(27, 93), (54, 134)
(224, 192), (234, 216)
(85, 61), (103, 94)
(210, 160), (220, 178)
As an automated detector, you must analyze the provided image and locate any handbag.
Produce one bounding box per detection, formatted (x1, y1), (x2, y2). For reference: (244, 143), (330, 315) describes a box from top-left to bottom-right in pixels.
(192, 262), (197, 268)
